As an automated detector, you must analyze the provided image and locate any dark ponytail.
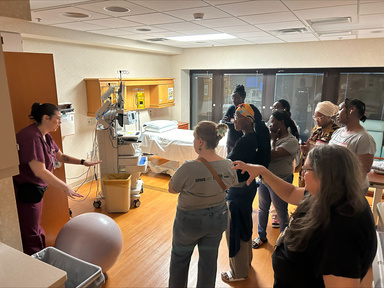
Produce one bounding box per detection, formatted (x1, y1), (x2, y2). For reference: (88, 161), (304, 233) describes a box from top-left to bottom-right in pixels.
(29, 102), (59, 124)
(344, 98), (367, 123)
(272, 110), (300, 140)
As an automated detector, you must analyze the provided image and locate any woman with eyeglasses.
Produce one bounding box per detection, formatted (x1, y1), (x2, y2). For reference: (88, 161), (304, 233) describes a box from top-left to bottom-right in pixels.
(232, 144), (377, 288)
(298, 101), (340, 187)
(252, 110), (299, 250)
(329, 98), (376, 194)
(221, 103), (271, 283)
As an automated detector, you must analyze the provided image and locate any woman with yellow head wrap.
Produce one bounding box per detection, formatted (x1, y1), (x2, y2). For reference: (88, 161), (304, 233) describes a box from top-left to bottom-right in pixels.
(221, 103), (271, 283)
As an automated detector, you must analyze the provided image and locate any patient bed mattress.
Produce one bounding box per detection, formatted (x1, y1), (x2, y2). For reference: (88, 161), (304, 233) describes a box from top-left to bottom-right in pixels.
(140, 129), (227, 163)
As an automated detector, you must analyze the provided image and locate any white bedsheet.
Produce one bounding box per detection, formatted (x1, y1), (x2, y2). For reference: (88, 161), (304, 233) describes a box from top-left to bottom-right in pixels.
(140, 129), (227, 163)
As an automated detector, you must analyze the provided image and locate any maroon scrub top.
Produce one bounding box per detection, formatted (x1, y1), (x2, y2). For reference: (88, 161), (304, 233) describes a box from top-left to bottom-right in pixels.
(13, 123), (59, 188)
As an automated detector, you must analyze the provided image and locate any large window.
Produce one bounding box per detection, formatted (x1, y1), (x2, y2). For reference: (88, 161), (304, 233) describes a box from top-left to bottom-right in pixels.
(338, 72), (384, 120)
(275, 73), (324, 141)
(190, 68), (384, 132)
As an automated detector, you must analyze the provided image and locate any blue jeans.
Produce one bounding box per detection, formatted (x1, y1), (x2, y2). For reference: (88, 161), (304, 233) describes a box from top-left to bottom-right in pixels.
(169, 203), (228, 288)
(257, 174), (293, 240)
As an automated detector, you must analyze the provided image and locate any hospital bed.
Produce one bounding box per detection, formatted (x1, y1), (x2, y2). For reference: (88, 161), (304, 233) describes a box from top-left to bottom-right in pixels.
(139, 120), (227, 173)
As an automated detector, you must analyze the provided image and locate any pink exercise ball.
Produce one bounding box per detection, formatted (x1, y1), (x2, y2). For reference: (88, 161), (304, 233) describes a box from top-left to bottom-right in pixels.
(54, 212), (123, 273)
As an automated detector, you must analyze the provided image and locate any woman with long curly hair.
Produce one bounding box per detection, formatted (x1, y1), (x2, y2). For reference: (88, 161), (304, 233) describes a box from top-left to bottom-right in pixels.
(233, 144), (376, 287)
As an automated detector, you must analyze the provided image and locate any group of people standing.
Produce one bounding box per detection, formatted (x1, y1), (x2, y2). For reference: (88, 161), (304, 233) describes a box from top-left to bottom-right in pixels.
(168, 85), (377, 287)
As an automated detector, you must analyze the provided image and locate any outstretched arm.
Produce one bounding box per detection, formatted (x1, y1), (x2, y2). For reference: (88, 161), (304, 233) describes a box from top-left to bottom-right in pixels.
(29, 160), (83, 199)
(56, 150), (102, 166)
(232, 161), (305, 205)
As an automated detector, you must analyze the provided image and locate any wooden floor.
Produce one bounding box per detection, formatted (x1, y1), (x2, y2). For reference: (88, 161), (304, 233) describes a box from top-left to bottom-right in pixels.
(68, 171), (374, 288)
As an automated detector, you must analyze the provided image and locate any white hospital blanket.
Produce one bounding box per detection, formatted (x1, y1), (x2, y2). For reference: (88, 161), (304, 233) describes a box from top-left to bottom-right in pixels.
(140, 129), (227, 163)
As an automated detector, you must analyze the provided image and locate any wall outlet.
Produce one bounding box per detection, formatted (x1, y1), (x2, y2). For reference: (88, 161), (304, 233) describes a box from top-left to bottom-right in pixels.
(87, 151), (92, 159)
(87, 117), (96, 126)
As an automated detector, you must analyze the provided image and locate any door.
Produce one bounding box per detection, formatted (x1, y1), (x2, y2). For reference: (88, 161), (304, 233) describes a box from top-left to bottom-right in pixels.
(4, 52), (70, 247)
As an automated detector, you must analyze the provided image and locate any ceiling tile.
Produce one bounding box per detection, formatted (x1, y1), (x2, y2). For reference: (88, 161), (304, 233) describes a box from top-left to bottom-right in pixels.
(197, 18), (251, 29)
(77, 0), (154, 16)
(121, 12), (183, 25)
(319, 35), (357, 41)
(360, 2), (384, 14)
(165, 6), (232, 21)
(31, 7), (110, 25)
(153, 21), (206, 31)
(242, 12), (298, 25)
(204, 0), (245, 5)
(232, 31), (272, 38)
(53, 21), (105, 31)
(30, 0), (89, 10)
(358, 14), (384, 27)
(282, 1), (356, 11)
(356, 28), (384, 35)
(256, 21), (306, 31)
(84, 17), (140, 28)
(130, 1), (209, 12)
(277, 33), (319, 41)
(216, 1), (288, 17)
(293, 5), (357, 22)
(215, 38), (254, 45)
(178, 28), (222, 35)
(88, 28), (133, 36)
(247, 36), (285, 44)
(215, 25), (261, 33)
(120, 25), (167, 33)
(358, 33), (384, 39)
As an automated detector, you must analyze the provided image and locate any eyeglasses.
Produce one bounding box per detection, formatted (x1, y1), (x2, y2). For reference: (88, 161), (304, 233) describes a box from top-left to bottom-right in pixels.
(312, 115), (325, 121)
(301, 166), (314, 175)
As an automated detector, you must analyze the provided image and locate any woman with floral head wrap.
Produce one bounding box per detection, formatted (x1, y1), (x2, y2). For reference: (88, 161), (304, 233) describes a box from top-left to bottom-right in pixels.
(221, 103), (271, 283)
(298, 101), (340, 187)
(168, 121), (238, 288)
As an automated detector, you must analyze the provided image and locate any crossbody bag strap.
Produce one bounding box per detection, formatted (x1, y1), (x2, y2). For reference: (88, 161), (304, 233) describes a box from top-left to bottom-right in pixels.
(198, 157), (227, 191)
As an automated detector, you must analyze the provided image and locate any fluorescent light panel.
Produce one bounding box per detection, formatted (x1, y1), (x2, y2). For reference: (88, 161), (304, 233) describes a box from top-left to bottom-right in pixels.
(318, 30), (352, 36)
(167, 33), (236, 42)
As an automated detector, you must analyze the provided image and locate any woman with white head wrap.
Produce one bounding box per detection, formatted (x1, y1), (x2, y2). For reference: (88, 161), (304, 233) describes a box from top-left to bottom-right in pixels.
(298, 101), (340, 187)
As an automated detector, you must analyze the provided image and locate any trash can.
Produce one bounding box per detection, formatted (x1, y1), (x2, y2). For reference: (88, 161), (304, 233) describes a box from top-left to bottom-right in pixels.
(32, 247), (105, 288)
(102, 173), (131, 213)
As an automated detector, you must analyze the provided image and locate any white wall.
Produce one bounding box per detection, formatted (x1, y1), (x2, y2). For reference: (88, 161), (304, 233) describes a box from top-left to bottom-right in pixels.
(170, 38), (384, 122)
(23, 38), (174, 185)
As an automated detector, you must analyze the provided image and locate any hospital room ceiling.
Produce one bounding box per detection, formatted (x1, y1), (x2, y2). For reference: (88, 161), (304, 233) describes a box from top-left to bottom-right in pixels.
(29, 0), (384, 48)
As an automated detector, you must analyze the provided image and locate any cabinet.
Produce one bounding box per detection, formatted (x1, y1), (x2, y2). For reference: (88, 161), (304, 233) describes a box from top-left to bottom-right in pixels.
(84, 78), (174, 116)
(177, 122), (189, 130)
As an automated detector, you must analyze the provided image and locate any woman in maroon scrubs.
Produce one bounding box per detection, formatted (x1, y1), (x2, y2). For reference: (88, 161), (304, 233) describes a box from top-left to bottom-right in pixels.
(13, 102), (100, 255)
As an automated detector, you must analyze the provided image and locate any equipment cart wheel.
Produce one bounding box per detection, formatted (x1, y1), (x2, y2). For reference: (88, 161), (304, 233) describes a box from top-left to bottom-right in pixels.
(133, 199), (141, 208)
(93, 200), (102, 208)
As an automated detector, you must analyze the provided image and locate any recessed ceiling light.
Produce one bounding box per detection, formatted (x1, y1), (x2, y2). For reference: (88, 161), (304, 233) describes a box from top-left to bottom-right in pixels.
(61, 12), (90, 18)
(146, 38), (168, 42)
(307, 17), (351, 26)
(167, 33), (235, 42)
(318, 30), (352, 37)
(276, 27), (307, 34)
(104, 6), (130, 13)
(137, 28), (151, 32)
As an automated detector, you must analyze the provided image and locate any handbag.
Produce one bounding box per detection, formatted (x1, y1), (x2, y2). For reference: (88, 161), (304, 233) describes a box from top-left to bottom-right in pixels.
(14, 181), (48, 203)
(198, 157), (227, 191)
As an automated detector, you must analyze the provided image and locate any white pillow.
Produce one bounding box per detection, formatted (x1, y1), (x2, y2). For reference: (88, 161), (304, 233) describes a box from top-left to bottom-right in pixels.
(143, 120), (178, 132)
